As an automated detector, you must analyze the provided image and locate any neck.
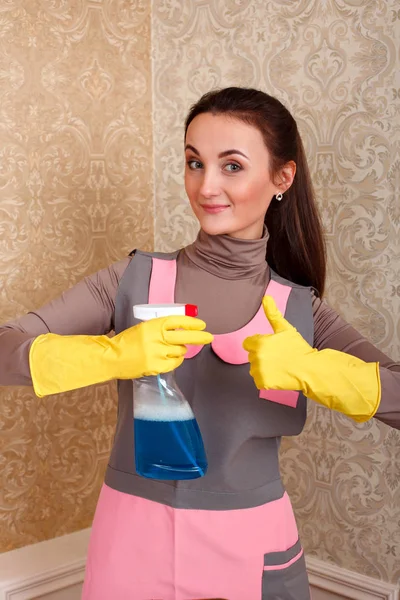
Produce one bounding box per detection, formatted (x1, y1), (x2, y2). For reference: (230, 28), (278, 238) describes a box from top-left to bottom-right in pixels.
(183, 227), (269, 280)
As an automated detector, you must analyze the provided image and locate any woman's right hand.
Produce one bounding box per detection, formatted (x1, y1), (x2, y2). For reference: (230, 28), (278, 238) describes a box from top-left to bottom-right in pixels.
(29, 317), (213, 397)
(112, 316), (213, 378)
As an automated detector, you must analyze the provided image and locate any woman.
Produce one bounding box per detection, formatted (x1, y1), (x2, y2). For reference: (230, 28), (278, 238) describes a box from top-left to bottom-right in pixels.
(1, 87), (399, 600)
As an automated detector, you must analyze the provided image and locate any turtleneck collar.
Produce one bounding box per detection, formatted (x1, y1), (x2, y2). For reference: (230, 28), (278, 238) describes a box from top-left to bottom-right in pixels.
(183, 226), (269, 280)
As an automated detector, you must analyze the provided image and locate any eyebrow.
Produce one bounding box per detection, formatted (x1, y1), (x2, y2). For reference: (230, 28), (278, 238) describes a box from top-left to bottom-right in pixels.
(184, 144), (249, 160)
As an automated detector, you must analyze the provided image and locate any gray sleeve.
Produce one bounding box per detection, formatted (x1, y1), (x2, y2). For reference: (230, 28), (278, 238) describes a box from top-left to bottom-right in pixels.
(0, 258), (131, 387)
(312, 292), (400, 429)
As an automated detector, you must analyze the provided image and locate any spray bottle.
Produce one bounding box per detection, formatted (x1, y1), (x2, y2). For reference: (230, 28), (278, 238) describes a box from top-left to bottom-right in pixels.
(132, 303), (208, 480)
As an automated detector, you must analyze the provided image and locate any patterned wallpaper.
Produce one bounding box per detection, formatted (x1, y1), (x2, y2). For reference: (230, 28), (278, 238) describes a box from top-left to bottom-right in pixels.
(0, 0), (399, 587)
(152, 0), (400, 585)
(0, 1), (152, 551)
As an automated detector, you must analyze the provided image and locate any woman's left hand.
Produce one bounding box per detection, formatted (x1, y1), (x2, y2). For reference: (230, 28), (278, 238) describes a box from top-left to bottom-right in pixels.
(243, 296), (316, 393)
(243, 296), (380, 422)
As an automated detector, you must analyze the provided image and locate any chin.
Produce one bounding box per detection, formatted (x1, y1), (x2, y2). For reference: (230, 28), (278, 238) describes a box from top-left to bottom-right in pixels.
(197, 218), (233, 237)
(197, 215), (264, 240)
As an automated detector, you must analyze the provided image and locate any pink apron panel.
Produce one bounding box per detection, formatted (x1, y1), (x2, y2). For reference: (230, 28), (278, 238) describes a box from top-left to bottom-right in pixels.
(148, 257), (299, 408)
(82, 484), (300, 600)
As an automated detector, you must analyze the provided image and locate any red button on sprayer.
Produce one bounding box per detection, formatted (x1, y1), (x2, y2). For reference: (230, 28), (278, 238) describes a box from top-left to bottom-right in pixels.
(185, 304), (198, 317)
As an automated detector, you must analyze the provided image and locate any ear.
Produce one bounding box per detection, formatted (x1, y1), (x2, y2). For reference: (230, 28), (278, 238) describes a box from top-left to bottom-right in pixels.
(274, 160), (296, 194)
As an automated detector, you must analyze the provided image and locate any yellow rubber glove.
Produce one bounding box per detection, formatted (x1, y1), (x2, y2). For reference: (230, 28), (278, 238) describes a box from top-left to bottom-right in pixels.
(29, 316), (213, 398)
(243, 296), (381, 422)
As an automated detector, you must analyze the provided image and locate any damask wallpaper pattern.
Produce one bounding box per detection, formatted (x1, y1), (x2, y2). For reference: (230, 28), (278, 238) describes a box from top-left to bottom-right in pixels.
(0, 0), (399, 588)
(0, 1), (153, 550)
(152, 0), (400, 585)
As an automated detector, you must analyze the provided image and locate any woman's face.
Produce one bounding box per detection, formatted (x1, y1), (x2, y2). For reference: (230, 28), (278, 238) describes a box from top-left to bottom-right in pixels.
(184, 113), (295, 240)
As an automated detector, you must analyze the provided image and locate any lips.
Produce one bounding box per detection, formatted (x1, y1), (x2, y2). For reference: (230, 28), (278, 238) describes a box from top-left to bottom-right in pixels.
(201, 204), (230, 214)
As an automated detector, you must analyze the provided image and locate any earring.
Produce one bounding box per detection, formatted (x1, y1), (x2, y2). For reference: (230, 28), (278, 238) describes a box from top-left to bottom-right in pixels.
(276, 192), (283, 201)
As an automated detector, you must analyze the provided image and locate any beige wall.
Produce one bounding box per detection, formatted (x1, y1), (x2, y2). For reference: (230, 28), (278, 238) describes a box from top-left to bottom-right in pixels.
(0, 2), (152, 551)
(0, 0), (399, 588)
(152, 0), (400, 585)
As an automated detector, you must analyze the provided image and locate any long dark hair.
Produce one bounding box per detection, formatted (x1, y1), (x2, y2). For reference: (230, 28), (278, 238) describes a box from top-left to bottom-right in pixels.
(184, 87), (326, 297)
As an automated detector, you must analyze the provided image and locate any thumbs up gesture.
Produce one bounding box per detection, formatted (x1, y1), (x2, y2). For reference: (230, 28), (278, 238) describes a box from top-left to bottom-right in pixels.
(243, 296), (316, 393)
(243, 296), (380, 423)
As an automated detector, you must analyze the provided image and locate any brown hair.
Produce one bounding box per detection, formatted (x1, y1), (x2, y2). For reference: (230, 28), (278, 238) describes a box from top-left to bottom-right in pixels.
(184, 87), (326, 297)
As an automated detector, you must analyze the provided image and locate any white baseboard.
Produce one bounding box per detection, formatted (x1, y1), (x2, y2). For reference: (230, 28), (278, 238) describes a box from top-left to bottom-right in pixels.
(0, 528), (398, 600)
(0, 529), (90, 600)
(307, 556), (399, 600)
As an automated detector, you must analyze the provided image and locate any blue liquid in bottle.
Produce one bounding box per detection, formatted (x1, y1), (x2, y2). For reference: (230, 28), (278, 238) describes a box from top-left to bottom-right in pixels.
(134, 416), (207, 479)
(133, 374), (208, 480)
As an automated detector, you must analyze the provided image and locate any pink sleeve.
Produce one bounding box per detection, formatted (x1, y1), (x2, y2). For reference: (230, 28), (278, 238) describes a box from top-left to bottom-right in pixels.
(313, 293), (400, 429)
(0, 258), (130, 387)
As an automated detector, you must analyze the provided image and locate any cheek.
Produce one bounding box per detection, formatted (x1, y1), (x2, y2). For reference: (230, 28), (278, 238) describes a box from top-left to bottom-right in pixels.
(185, 178), (202, 217)
(184, 173), (197, 200)
(234, 178), (272, 212)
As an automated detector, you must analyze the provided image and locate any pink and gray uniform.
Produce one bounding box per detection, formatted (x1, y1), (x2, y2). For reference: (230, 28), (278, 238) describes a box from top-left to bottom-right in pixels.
(1, 230), (399, 600)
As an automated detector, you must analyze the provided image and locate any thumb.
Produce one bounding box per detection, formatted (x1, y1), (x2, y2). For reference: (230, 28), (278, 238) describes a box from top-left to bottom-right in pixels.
(262, 296), (294, 334)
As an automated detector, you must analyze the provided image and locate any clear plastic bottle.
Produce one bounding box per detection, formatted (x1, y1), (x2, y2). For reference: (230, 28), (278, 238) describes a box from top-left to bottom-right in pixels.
(132, 303), (208, 480)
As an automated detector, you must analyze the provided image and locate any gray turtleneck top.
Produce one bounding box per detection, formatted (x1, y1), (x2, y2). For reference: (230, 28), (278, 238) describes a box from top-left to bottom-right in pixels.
(1, 229), (399, 428)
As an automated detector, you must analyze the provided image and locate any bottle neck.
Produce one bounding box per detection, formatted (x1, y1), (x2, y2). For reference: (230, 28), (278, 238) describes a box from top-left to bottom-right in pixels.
(159, 370), (176, 384)
(136, 371), (177, 384)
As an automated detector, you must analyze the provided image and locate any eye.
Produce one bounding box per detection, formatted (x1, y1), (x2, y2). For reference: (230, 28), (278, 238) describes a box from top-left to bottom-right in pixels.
(187, 159), (203, 170)
(224, 162), (242, 173)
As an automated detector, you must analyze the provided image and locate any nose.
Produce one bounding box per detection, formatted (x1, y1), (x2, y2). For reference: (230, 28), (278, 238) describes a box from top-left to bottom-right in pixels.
(199, 169), (221, 199)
